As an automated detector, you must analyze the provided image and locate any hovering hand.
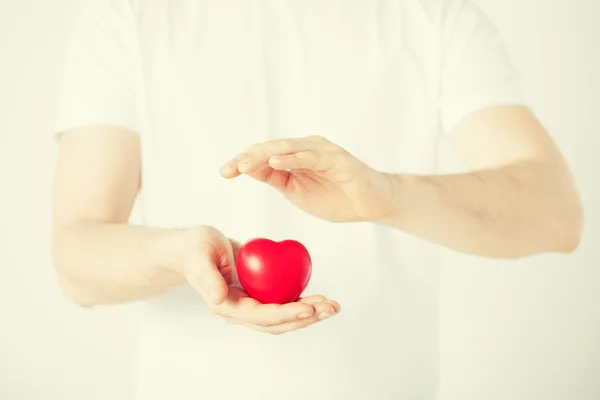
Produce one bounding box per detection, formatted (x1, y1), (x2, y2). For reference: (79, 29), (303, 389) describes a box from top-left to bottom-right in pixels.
(182, 226), (340, 335)
(219, 136), (394, 222)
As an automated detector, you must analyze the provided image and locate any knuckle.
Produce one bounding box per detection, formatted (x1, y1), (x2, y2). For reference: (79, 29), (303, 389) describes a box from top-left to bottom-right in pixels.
(237, 150), (250, 159)
(332, 144), (348, 154)
(295, 151), (311, 160)
(279, 141), (296, 154)
(307, 134), (327, 142)
(294, 151), (319, 169)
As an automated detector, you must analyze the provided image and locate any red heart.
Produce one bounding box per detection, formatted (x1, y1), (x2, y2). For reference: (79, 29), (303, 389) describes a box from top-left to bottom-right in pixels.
(235, 238), (312, 304)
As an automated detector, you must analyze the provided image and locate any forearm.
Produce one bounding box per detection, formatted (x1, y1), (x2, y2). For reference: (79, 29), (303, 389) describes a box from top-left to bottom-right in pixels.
(52, 223), (191, 306)
(379, 159), (583, 258)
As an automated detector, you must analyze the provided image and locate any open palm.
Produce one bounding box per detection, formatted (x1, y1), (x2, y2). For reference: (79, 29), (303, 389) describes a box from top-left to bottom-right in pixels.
(214, 286), (341, 335)
(185, 227), (340, 335)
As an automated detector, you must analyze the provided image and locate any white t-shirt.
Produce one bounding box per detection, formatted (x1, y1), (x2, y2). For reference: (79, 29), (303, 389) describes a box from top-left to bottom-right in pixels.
(54, 0), (523, 399)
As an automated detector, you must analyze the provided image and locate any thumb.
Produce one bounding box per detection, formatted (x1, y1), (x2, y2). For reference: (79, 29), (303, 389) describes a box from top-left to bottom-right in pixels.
(185, 250), (229, 305)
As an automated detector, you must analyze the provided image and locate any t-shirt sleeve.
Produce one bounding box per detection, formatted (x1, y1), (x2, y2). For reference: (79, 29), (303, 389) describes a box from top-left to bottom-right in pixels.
(53, 0), (142, 139)
(439, 0), (525, 135)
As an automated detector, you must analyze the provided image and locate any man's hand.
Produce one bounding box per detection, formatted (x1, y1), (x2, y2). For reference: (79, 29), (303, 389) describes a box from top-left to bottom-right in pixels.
(218, 106), (582, 258)
(219, 136), (393, 223)
(52, 127), (342, 316)
(182, 226), (341, 335)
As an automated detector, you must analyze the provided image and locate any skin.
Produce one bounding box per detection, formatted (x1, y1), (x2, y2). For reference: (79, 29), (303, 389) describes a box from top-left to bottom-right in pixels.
(52, 127), (340, 335)
(52, 105), (583, 335)
(220, 106), (583, 258)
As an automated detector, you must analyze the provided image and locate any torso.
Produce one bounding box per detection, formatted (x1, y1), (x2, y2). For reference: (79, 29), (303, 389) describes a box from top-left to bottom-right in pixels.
(134, 1), (444, 398)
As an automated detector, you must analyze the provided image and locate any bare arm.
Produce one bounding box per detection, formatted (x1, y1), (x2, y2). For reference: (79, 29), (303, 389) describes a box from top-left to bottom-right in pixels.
(51, 126), (341, 334)
(381, 106), (583, 258)
(52, 127), (202, 306)
(221, 106), (583, 259)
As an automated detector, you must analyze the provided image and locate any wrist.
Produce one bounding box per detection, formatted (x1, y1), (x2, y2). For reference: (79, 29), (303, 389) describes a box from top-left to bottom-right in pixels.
(375, 172), (412, 226)
(142, 227), (197, 276)
(177, 225), (223, 274)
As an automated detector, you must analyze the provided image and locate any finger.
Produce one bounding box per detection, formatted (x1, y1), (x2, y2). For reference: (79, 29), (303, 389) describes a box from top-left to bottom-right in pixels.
(229, 238), (242, 255)
(243, 165), (291, 190)
(225, 314), (320, 335)
(220, 150), (277, 177)
(185, 242), (233, 305)
(219, 160), (242, 178)
(299, 295), (339, 320)
(219, 265), (234, 286)
(246, 137), (323, 159)
(219, 152), (249, 178)
(298, 295), (340, 309)
(223, 299), (341, 334)
(297, 295), (328, 305)
(228, 159), (267, 175)
(186, 258), (228, 305)
(268, 151), (334, 172)
(249, 301), (316, 326)
(217, 295), (315, 326)
(330, 300), (342, 313)
(221, 136), (333, 174)
(313, 302), (336, 320)
(227, 238), (243, 287)
(219, 158), (293, 191)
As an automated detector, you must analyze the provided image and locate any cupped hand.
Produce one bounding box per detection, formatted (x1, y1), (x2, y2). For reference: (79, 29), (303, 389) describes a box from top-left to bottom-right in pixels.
(182, 226), (341, 335)
(213, 289), (341, 335)
(219, 135), (394, 222)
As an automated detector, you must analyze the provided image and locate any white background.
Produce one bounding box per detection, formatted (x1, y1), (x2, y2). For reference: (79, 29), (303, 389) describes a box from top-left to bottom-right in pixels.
(1, 1), (598, 399)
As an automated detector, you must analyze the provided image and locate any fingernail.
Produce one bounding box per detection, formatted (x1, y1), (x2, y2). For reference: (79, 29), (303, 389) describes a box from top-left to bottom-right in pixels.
(297, 312), (313, 319)
(318, 312), (333, 320)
